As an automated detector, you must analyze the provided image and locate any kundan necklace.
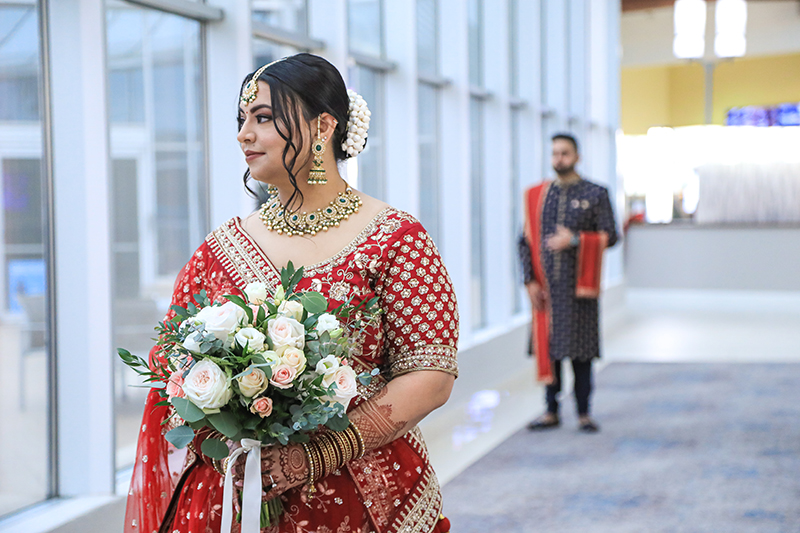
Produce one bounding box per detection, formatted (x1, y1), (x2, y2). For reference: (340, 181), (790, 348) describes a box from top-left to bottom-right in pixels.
(258, 187), (363, 236)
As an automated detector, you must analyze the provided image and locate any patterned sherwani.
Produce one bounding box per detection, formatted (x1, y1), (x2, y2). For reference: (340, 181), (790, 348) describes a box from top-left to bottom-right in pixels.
(519, 178), (618, 364)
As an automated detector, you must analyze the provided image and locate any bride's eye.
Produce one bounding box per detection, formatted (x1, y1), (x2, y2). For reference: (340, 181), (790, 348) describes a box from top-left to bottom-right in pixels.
(236, 115), (245, 130)
(257, 114), (273, 124)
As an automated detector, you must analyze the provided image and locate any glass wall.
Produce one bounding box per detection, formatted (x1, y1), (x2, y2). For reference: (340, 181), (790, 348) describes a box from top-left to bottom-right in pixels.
(0, 1), (51, 516)
(417, 0), (441, 248)
(105, 1), (207, 470)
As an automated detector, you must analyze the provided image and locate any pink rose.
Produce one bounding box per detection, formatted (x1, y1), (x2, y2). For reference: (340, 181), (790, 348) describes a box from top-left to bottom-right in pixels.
(250, 396), (273, 418)
(269, 364), (297, 389)
(166, 372), (185, 399)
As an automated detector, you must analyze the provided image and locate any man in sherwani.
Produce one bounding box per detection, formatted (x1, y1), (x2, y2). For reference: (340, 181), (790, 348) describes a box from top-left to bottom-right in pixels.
(518, 133), (618, 433)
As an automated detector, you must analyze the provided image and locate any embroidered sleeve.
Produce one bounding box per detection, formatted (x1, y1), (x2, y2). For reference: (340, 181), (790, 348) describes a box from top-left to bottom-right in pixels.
(376, 222), (459, 379)
(517, 232), (535, 284)
(593, 187), (619, 248)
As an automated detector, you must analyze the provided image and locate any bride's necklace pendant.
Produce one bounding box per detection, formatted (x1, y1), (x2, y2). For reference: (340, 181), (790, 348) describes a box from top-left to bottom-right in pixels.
(258, 187), (363, 237)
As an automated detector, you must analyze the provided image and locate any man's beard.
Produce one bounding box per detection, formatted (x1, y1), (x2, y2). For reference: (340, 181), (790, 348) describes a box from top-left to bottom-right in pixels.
(554, 164), (575, 176)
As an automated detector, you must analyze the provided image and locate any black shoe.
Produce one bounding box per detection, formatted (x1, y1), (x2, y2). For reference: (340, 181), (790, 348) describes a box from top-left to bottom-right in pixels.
(527, 414), (560, 431)
(578, 418), (600, 433)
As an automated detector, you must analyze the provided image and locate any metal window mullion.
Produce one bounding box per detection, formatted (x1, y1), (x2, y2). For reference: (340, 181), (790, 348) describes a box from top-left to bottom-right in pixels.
(350, 51), (396, 72)
(122, 0), (223, 22)
(251, 20), (325, 51)
(38, 0), (59, 500)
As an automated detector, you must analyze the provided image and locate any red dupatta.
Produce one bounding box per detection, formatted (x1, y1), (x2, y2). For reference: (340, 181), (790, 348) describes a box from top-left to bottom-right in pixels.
(523, 182), (608, 384)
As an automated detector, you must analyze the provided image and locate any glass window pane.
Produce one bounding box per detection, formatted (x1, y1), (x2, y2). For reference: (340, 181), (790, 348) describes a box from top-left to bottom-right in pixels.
(416, 0), (437, 75)
(253, 39), (299, 69)
(468, 0), (482, 87)
(470, 97), (485, 329)
(348, 0), (382, 57)
(0, 3), (50, 517)
(0, 6), (40, 121)
(106, 2), (208, 471)
(418, 83), (440, 248)
(348, 65), (385, 200)
(252, 0), (308, 34)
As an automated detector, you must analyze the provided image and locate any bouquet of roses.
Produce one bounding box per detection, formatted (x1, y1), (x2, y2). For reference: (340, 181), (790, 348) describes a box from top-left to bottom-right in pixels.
(118, 262), (380, 528)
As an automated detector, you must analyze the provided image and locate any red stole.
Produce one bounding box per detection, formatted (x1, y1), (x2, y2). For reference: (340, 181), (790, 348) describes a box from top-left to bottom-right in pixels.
(524, 182), (608, 384)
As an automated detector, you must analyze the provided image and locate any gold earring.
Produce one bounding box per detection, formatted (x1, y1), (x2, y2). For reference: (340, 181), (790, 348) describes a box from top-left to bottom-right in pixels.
(309, 116), (327, 185)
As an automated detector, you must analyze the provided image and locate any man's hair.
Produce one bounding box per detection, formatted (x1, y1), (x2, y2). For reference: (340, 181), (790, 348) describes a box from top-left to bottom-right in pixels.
(551, 133), (579, 154)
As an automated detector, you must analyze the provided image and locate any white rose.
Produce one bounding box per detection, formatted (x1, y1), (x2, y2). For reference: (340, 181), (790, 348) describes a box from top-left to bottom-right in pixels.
(182, 332), (203, 353)
(316, 313), (340, 333)
(195, 302), (245, 344)
(236, 367), (268, 398)
(280, 347), (307, 373)
(277, 300), (304, 321)
(322, 365), (359, 410)
(234, 327), (266, 352)
(315, 354), (340, 376)
(182, 359), (233, 411)
(259, 350), (282, 367)
(244, 282), (268, 305)
(267, 316), (305, 354)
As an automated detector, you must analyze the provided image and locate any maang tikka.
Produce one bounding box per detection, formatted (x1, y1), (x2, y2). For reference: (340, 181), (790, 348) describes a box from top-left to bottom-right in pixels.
(308, 115), (327, 185)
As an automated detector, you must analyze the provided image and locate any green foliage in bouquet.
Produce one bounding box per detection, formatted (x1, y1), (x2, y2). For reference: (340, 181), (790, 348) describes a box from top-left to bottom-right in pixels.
(118, 262), (382, 460)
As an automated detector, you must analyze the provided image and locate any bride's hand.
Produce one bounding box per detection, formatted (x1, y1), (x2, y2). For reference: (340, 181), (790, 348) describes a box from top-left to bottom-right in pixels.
(232, 443), (308, 500)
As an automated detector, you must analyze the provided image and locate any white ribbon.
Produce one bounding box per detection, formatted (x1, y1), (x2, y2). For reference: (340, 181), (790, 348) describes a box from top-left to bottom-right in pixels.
(221, 438), (264, 533)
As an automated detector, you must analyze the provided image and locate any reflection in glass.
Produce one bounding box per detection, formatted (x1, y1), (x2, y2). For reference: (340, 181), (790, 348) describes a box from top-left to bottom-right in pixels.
(467, 0), (482, 87)
(106, 2), (207, 470)
(416, 0), (437, 76)
(418, 84), (440, 249)
(470, 98), (485, 329)
(0, 2), (50, 517)
(348, 0), (382, 57)
(349, 65), (385, 200)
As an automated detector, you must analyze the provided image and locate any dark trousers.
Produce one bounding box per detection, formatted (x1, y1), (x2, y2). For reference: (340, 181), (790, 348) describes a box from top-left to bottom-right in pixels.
(546, 358), (593, 416)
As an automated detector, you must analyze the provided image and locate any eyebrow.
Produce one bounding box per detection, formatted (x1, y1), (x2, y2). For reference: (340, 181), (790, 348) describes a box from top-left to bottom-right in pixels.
(238, 104), (272, 115)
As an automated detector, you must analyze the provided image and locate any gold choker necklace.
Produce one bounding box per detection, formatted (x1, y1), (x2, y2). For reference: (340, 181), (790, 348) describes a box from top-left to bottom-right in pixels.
(258, 188), (363, 236)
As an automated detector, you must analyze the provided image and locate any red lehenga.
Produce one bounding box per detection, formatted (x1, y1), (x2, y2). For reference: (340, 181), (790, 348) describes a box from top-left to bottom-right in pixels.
(124, 208), (459, 533)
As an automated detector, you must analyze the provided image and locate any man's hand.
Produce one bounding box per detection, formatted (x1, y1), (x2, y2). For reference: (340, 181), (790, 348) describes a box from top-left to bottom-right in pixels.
(526, 282), (547, 311)
(545, 225), (575, 252)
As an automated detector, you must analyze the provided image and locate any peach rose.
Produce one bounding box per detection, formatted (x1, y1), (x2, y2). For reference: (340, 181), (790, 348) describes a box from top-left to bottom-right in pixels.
(269, 364), (297, 389)
(250, 396), (273, 418)
(280, 347), (307, 373)
(267, 316), (305, 354)
(166, 372), (185, 400)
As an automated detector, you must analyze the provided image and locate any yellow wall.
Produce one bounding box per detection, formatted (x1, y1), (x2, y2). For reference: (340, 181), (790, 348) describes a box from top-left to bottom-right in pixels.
(621, 53), (800, 134)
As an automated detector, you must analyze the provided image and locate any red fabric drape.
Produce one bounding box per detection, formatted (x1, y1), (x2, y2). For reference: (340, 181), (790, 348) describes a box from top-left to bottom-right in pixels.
(576, 231), (608, 299)
(524, 183), (554, 384)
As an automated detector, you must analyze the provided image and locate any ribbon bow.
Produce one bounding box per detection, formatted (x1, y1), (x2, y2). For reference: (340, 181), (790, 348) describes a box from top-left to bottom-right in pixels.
(221, 438), (264, 533)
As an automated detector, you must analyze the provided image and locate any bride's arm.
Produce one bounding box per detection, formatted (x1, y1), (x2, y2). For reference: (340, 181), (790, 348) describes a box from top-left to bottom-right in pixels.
(349, 370), (454, 450)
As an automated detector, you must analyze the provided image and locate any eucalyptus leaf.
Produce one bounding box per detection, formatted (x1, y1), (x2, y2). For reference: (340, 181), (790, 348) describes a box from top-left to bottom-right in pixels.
(165, 426), (195, 448)
(207, 411), (240, 439)
(300, 292), (328, 314)
(171, 397), (205, 423)
(201, 438), (229, 460)
(325, 413), (350, 432)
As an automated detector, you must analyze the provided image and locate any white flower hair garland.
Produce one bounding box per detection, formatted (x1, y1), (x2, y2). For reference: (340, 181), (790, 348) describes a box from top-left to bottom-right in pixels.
(342, 89), (370, 157)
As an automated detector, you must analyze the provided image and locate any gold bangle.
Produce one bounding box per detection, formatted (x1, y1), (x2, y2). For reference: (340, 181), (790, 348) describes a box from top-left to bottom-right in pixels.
(349, 422), (366, 459)
(301, 442), (317, 495)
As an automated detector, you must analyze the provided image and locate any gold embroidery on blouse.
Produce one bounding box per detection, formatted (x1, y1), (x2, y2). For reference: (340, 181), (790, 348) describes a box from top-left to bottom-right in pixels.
(389, 344), (458, 379)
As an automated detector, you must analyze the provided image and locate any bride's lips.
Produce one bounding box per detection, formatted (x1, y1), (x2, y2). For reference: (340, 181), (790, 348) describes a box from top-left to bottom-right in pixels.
(244, 150), (264, 162)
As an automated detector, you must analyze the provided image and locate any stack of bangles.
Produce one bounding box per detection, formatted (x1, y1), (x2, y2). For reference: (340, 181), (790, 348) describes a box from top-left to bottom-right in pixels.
(301, 423), (365, 496)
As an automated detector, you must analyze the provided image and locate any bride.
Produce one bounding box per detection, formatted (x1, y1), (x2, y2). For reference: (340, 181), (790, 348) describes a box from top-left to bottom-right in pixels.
(124, 53), (458, 533)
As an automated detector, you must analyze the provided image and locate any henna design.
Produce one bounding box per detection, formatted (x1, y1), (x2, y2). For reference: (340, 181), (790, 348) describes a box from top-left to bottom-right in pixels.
(279, 445), (308, 486)
(351, 386), (408, 450)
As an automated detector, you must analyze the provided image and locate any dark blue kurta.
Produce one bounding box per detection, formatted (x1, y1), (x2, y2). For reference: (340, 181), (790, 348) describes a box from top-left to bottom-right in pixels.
(519, 178), (618, 362)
